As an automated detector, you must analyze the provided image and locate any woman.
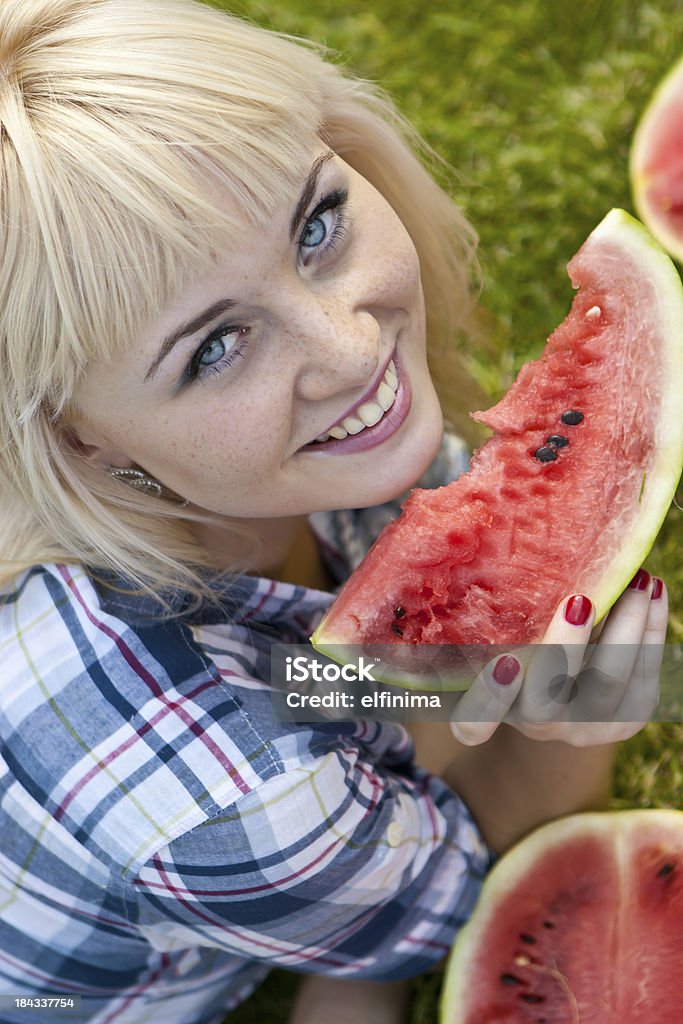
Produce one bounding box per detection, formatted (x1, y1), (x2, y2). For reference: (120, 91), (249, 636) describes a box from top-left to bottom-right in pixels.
(0, 1), (665, 1021)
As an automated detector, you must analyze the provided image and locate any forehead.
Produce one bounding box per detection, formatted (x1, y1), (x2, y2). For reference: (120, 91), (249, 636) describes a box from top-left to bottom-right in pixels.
(149, 139), (334, 305)
(71, 142), (338, 399)
(97, 133), (325, 350)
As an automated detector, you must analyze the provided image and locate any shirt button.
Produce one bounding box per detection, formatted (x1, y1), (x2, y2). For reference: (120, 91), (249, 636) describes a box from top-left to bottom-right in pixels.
(387, 820), (403, 847)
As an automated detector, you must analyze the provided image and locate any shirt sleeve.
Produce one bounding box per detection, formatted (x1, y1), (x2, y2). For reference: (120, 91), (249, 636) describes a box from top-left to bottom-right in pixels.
(127, 723), (492, 980)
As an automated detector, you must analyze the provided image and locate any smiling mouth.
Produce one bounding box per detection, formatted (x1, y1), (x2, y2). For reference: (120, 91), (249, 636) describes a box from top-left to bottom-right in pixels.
(300, 353), (411, 456)
(312, 360), (399, 443)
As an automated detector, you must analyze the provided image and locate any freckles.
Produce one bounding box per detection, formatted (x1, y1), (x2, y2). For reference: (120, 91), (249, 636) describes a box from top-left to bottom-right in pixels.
(185, 424), (264, 480)
(381, 249), (422, 306)
(396, 250), (421, 289)
(372, 213), (422, 299)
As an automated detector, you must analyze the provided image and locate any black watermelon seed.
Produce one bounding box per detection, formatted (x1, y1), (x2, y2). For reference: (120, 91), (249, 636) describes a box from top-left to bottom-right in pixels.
(394, 606), (406, 619)
(657, 863), (675, 878)
(546, 434), (569, 448)
(501, 973), (524, 986)
(542, 921), (555, 929)
(391, 624), (404, 637)
(534, 447), (558, 462)
(520, 994), (545, 1004)
(520, 933), (536, 944)
(561, 410), (584, 425)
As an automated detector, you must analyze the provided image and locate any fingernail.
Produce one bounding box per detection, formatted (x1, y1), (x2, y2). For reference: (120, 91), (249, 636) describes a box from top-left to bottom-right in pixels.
(628, 568), (651, 591)
(564, 594), (592, 626)
(651, 577), (664, 601)
(492, 655), (520, 686)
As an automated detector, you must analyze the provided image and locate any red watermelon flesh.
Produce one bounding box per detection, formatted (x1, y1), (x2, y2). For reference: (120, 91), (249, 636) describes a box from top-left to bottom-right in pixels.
(311, 210), (683, 667)
(440, 811), (683, 1022)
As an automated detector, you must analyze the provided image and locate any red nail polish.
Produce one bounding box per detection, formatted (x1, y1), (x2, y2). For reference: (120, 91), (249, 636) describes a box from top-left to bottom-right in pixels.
(651, 577), (664, 601)
(628, 569), (651, 591)
(564, 594), (592, 626)
(492, 655), (520, 686)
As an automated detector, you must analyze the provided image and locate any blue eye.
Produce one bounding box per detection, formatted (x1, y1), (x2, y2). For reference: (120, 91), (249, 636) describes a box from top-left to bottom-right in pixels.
(198, 335), (228, 366)
(184, 325), (249, 387)
(299, 189), (348, 261)
(300, 210), (331, 248)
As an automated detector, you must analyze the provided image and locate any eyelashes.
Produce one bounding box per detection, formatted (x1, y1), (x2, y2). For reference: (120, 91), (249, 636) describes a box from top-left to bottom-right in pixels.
(183, 325), (250, 387)
(299, 188), (349, 262)
(182, 188), (350, 388)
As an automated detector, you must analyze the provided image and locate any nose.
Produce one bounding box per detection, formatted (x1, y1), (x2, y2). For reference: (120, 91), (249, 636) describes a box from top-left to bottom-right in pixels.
(288, 289), (382, 401)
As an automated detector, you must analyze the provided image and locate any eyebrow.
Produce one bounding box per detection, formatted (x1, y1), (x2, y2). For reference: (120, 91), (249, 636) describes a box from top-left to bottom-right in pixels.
(144, 152), (334, 384)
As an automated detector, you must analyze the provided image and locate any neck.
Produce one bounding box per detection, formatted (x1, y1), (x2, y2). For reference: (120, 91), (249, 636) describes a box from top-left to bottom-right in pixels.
(191, 514), (333, 591)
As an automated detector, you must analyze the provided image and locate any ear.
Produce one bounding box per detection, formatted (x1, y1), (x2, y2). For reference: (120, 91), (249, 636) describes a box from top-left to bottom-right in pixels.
(59, 422), (133, 471)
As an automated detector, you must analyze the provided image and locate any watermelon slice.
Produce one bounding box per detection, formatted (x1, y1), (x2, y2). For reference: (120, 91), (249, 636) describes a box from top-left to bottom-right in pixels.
(440, 810), (683, 1023)
(631, 56), (683, 263)
(312, 210), (683, 678)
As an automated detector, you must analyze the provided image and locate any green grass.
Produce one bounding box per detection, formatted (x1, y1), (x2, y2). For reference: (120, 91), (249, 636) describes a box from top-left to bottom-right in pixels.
(208, 0), (683, 1019)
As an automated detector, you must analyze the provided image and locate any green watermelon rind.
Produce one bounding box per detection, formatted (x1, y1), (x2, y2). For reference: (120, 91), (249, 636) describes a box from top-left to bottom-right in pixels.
(580, 210), (683, 622)
(631, 54), (683, 263)
(311, 210), (683, 683)
(439, 808), (683, 1023)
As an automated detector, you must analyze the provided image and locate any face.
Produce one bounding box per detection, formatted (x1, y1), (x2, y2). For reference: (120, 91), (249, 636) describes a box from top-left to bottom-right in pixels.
(71, 146), (444, 538)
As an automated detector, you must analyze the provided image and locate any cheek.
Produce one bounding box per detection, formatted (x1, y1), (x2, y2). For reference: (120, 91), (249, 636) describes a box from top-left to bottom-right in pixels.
(375, 218), (423, 307)
(157, 397), (289, 482)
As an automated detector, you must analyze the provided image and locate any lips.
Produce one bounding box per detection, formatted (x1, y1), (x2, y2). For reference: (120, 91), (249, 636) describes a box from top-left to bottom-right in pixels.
(301, 351), (412, 455)
(312, 359), (399, 442)
(323, 350), (397, 436)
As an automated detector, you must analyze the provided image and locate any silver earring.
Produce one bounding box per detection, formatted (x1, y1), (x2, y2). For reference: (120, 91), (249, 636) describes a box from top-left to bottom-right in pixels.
(108, 467), (188, 507)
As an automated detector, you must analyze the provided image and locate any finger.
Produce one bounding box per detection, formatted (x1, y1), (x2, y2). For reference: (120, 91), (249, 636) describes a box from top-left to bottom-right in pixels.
(641, 575), (669, 645)
(612, 578), (667, 726)
(589, 617), (607, 642)
(515, 594), (595, 724)
(589, 568), (653, 649)
(573, 569), (655, 722)
(450, 654), (523, 745)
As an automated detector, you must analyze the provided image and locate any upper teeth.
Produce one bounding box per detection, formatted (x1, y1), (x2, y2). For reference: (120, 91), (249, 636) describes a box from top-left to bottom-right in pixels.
(314, 361), (399, 443)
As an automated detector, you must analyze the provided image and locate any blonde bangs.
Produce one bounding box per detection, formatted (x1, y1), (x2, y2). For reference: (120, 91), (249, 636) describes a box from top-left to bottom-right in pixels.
(0, 0), (322, 420)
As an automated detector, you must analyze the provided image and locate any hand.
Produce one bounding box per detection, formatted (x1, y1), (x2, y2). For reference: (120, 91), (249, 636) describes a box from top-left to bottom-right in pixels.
(450, 571), (666, 747)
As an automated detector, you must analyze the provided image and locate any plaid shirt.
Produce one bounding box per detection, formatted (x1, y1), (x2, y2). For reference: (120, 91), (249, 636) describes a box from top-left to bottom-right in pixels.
(0, 436), (492, 1024)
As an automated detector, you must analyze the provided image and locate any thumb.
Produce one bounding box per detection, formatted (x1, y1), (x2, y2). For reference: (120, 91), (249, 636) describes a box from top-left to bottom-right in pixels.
(450, 654), (523, 745)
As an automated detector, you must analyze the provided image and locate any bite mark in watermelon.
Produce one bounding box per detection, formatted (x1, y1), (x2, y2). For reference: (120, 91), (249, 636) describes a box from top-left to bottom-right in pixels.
(440, 810), (683, 1023)
(632, 55), (683, 263)
(311, 210), (683, 674)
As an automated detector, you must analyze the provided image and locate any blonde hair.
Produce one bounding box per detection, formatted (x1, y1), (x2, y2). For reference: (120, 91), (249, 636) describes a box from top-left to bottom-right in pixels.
(0, 0), (479, 607)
